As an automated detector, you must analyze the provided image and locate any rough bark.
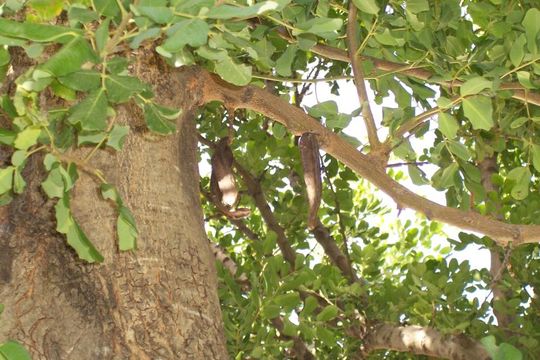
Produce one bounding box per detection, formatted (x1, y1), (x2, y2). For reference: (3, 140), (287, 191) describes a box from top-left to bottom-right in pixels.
(362, 323), (491, 360)
(0, 54), (227, 359)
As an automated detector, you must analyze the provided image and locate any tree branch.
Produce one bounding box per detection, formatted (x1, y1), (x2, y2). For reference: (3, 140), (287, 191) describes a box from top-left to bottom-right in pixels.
(234, 161), (298, 267)
(185, 66), (540, 246)
(361, 322), (490, 360)
(271, 317), (316, 360)
(277, 32), (540, 107)
(346, 4), (381, 151)
(312, 220), (358, 283)
(478, 156), (515, 330)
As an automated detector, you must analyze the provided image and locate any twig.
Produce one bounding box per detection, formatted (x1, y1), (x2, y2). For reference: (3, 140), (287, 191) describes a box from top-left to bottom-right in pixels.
(386, 161), (430, 168)
(234, 161), (298, 268)
(321, 156), (354, 278)
(276, 30), (540, 107)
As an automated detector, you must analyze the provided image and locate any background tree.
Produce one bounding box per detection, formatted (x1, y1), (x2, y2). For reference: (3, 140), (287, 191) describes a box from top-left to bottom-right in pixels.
(0, 0), (539, 359)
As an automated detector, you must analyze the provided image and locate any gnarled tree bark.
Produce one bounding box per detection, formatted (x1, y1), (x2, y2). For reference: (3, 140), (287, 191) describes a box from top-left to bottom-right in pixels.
(0, 53), (227, 359)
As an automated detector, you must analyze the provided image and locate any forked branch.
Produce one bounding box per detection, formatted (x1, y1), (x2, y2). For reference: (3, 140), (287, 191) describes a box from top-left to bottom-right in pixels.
(183, 66), (540, 246)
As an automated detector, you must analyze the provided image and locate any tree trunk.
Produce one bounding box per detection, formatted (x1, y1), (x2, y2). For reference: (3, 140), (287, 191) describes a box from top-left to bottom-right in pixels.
(0, 53), (228, 359)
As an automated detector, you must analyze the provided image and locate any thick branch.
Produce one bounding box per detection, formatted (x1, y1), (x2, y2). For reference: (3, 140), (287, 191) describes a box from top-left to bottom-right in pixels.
(346, 5), (381, 150)
(479, 157), (514, 330)
(185, 66), (540, 246)
(278, 32), (540, 107)
(362, 322), (490, 360)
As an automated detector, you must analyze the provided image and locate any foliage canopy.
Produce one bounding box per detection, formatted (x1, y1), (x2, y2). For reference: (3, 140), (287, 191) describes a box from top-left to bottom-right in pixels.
(0, 0), (539, 358)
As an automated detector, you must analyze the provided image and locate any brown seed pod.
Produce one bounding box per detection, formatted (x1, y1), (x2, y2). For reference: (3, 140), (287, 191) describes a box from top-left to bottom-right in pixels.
(299, 133), (322, 230)
(210, 137), (238, 208)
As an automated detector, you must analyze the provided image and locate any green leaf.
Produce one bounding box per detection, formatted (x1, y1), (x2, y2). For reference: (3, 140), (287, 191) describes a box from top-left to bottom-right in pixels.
(13, 169), (26, 194)
(77, 131), (107, 146)
(448, 141), (470, 161)
(531, 144), (540, 172)
(0, 47), (10, 67)
(460, 77), (492, 96)
(95, 18), (110, 55)
(274, 292), (300, 311)
(481, 336), (498, 359)
(0, 18), (82, 44)
(43, 154), (59, 171)
(162, 19), (209, 52)
(0, 129), (16, 146)
(68, 89), (108, 131)
(462, 96), (493, 130)
(516, 71), (535, 89)
(41, 167), (65, 198)
(1, 96), (17, 119)
(406, 0), (429, 13)
(28, 0), (63, 21)
(438, 113), (459, 138)
(509, 34), (526, 67)
(326, 113), (352, 129)
(143, 102), (180, 134)
(51, 80), (77, 100)
(275, 45), (297, 77)
(316, 305), (339, 322)
(437, 97), (453, 109)
(495, 343), (523, 360)
(352, 0), (379, 15)
(0, 341), (32, 360)
(94, 0), (120, 17)
(11, 150), (26, 167)
(100, 183), (119, 202)
(522, 8), (540, 54)
(118, 206), (138, 251)
(293, 18), (343, 36)
(40, 37), (97, 76)
(439, 162), (459, 188)
(55, 194), (103, 262)
(105, 74), (145, 103)
(506, 167), (531, 200)
(262, 304), (280, 319)
(206, 1), (288, 19)
(374, 29), (405, 46)
(137, 6), (173, 24)
(14, 126), (41, 150)
(107, 125), (129, 150)
(0, 167), (14, 195)
(58, 70), (101, 91)
(302, 296), (318, 316)
(408, 164), (429, 185)
(272, 122), (287, 139)
(68, 6), (100, 24)
(215, 58), (252, 86)
(67, 221), (104, 263)
(308, 101), (338, 118)
(24, 43), (44, 59)
(130, 27), (161, 49)
(316, 327), (335, 347)
(510, 117), (528, 129)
